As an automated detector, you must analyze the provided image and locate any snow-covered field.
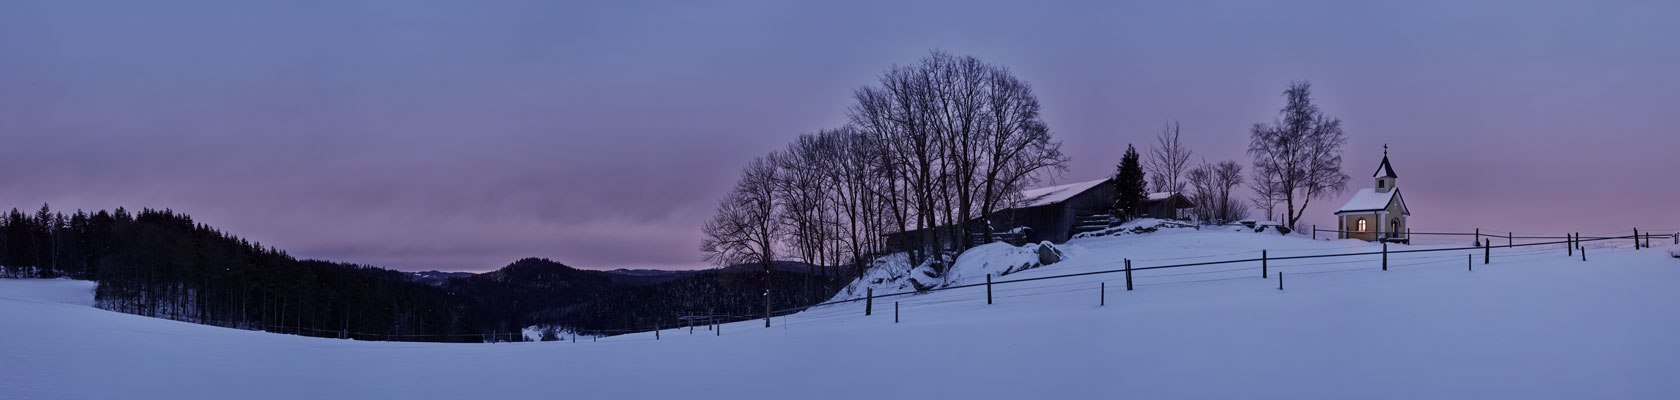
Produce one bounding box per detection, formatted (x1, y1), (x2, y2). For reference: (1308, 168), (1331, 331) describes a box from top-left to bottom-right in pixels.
(4, 228), (1679, 399)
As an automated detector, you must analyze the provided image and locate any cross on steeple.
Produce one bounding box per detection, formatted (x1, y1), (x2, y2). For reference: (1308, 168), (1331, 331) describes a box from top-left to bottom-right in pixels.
(1383, 143), (1388, 156)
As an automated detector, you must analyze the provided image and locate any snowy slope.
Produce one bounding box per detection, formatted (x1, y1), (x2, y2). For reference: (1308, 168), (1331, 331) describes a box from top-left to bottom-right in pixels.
(4, 231), (1680, 399)
(833, 220), (1325, 301)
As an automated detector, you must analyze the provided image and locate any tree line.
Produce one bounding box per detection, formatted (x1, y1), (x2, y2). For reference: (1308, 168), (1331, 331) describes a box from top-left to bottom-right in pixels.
(702, 51), (1070, 288)
(0, 205), (845, 341)
(1, 206), (482, 341)
(704, 53), (1356, 306)
(1112, 81), (1350, 228)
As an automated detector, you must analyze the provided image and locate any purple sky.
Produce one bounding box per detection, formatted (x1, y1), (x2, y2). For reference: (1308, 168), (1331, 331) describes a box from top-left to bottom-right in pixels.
(3, 1), (1676, 272)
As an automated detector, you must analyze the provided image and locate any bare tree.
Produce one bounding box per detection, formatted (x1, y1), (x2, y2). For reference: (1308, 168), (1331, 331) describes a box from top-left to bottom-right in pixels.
(819, 127), (876, 277)
(1185, 163), (1214, 223)
(776, 136), (829, 268)
(976, 65), (1065, 242)
(1248, 165), (1284, 221)
(924, 53), (986, 257)
(1145, 121), (1191, 195)
(1248, 81), (1349, 230)
(1186, 160), (1248, 224)
(1211, 161), (1247, 223)
(700, 155), (781, 327)
(847, 51), (1058, 272)
(849, 85), (914, 262)
(702, 51), (1065, 286)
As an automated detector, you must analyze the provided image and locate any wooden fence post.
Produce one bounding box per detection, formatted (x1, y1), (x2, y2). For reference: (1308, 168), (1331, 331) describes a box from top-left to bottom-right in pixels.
(1278, 271), (1284, 291)
(1508, 232), (1512, 248)
(1124, 259), (1134, 291)
(1100, 282), (1105, 306)
(1567, 233), (1573, 256)
(894, 301), (899, 324)
(1468, 254), (1472, 271)
(1312, 225), (1316, 240)
(865, 288), (873, 316)
(1484, 238), (1490, 264)
(986, 274), (993, 305)
(1634, 228), (1640, 249)
(1262, 250), (1268, 278)
(1582, 245), (1587, 262)
(1382, 242), (1388, 271)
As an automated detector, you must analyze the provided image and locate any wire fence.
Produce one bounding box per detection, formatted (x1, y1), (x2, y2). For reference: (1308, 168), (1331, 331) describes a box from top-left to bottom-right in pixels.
(247, 228), (1674, 343)
(593, 228), (1674, 343)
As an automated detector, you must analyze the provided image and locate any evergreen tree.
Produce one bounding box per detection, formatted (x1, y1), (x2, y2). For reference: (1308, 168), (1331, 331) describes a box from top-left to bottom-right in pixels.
(1112, 144), (1149, 221)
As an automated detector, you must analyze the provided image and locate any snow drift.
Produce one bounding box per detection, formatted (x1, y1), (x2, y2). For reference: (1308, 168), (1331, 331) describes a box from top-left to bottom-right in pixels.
(5, 229), (1680, 399)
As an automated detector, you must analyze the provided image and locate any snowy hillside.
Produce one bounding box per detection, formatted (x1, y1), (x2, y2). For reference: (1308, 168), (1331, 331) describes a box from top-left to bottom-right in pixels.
(5, 229), (1680, 399)
(833, 219), (1317, 303)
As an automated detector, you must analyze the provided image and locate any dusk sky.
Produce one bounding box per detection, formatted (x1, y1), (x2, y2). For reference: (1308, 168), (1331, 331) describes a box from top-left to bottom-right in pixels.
(3, 0), (1676, 272)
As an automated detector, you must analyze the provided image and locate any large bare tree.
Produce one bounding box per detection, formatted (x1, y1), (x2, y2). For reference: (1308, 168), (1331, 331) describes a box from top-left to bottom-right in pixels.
(976, 67), (1066, 242)
(710, 51), (1064, 288)
(1146, 121), (1191, 196)
(700, 155), (781, 327)
(852, 52), (1066, 269)
(1248, 81), (1350, 230)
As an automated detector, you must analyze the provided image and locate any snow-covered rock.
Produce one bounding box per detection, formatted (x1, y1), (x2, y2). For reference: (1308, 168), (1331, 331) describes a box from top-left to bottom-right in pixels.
(1036, 242), (1064, 266)
(905, 264), (942, 291)
(828, 241), (1071, 302)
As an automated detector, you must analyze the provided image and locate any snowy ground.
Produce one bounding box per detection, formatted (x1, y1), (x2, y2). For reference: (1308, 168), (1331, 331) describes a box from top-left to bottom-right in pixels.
(4, 229), (1679, 399)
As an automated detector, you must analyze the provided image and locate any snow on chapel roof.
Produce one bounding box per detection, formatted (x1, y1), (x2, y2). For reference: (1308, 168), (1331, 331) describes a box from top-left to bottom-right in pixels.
(1335, 188), (1407, 214)
(1018, 178), (1108, 208)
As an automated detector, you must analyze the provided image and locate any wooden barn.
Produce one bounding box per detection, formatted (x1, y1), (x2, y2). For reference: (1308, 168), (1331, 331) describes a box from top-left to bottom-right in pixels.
(1145, 192), (1194, 220)
(882, 178), (1195, 252)
(986, 178), (1117, 244)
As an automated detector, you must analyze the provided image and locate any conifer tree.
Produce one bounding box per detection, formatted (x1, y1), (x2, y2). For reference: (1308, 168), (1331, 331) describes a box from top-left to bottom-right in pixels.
(1112, 144), (1149, 222)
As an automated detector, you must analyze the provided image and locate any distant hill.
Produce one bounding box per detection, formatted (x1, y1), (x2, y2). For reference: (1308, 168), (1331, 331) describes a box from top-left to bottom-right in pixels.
(605, 268), (693, 277)
(0, 205), (849, 342)
(408, 270), (475, 286)
(444, 258), (840, 334)
(411, 262), (814, 287)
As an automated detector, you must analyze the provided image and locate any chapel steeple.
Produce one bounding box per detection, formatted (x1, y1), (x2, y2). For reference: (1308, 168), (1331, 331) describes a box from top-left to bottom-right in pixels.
(1374, 144), (1397, 193)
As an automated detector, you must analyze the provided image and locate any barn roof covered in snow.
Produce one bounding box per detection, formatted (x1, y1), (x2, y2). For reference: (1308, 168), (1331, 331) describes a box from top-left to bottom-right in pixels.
(1147, 192), (1184, 202)
(1018, 178), (1109, 208)
(1335, 188), (1409, 215)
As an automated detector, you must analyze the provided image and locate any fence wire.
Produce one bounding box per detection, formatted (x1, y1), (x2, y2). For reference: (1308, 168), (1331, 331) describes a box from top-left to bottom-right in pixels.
(554, 229), (1671, 341)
